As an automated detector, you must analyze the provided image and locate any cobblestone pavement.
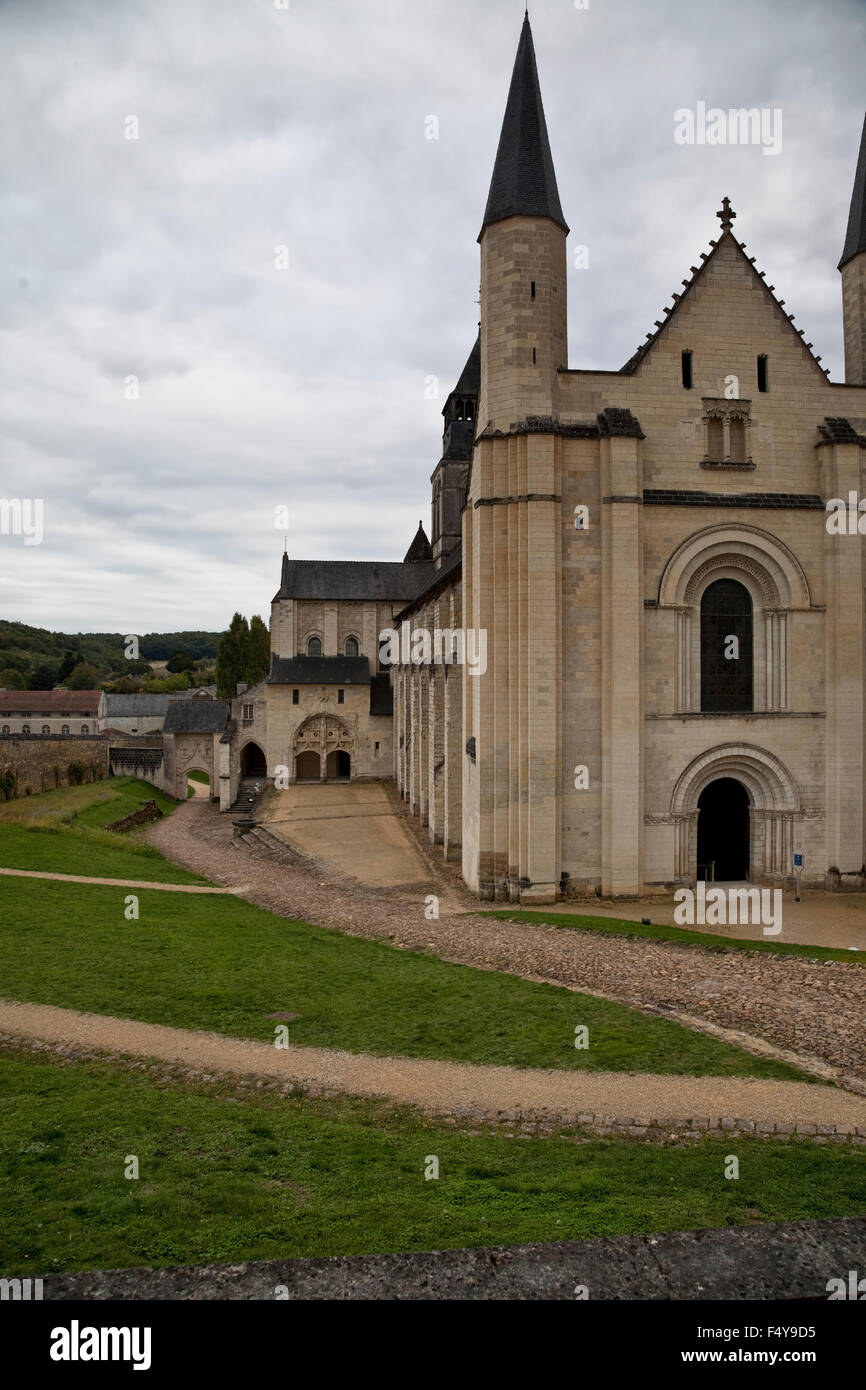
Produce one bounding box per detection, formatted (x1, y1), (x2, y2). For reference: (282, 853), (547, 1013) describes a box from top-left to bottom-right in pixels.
(145, 801), (866, 1084)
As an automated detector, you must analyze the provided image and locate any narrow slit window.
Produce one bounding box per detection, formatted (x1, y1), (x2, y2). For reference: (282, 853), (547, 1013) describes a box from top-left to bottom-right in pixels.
(530, 280), (536, 299)
(338, 689), (344, 704)
(292, 689), (299, 705)
(757, 354), (769, 393)
(681, 350), (693, 389)
(532, 347), (537, 364)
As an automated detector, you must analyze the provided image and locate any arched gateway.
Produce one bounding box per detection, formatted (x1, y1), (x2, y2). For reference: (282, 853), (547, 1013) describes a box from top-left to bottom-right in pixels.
(292, 715), (353, 783)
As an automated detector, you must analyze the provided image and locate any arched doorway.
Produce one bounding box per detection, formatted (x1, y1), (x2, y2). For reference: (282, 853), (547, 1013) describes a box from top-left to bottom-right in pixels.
(187, 769), (211, 800)
(697, 778), (750, 880)
(241, 741), (266, 777)
(295, 750), (320, 782)
(326, 749), (351, 781)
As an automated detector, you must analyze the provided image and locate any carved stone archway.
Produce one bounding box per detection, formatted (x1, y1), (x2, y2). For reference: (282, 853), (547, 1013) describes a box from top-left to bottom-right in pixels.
(292, 715), (352, 783)
(670, 743), (801, 883)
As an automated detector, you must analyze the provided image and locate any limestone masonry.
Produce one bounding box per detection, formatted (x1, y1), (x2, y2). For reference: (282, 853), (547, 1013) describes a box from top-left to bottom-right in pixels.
(215, 17), (865, 903)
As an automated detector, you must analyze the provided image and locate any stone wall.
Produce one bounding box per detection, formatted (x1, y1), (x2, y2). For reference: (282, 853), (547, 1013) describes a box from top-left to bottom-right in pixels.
(0, 735), (110, 798)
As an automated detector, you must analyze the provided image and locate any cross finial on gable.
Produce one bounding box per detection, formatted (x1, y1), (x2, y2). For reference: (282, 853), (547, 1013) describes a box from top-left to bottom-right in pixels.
(716, 196), (736, 232)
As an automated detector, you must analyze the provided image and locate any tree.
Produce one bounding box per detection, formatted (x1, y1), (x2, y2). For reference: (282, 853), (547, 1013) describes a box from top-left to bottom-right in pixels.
(247, 615), (271, 685)
(66, 661), (101, 689)
(31, 663), (59, 690)
(58, 650), (79, 682)
(141, 673), (192, 694)
(215, 613), (250, 699)
(0, 668), (26, 689)
(167, 649), (195, 674)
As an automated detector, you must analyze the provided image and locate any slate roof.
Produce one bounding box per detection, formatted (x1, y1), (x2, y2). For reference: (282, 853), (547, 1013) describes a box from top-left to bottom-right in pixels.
(274, 557), (434, 602)
(839, 113), (866, 270)
(394, 543), (463, 621)
(104, 694), (174, 717)
(480, 15), (568, 238)
(268, 655), (371, 686)
(163, 699), (229, 734)
(451, 336), (481, 399)
(0, 690), (101, 713)
(403, 522), (433, 564)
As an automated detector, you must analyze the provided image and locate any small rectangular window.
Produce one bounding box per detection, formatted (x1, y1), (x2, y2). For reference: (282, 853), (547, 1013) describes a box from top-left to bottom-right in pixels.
(757, 354), (768, 392)
(681, 350), (693, 389)
(338, 689), (344, 704)
(375, 741), (380, 753)
(532, 347), (537, 364)
(292, 689), (299, 705)
(530, 280), (536, 299)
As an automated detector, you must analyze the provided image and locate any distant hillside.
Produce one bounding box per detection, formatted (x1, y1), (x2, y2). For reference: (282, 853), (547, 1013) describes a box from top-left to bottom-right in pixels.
(0, 620), (221, 682)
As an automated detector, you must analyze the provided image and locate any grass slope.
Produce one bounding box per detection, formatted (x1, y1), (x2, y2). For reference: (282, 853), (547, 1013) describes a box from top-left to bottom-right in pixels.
(0, 778), (206, 883)
(486, 910), (864, 965)
(0, 1051), (862, 1275)
(0, 872), (812, 1079)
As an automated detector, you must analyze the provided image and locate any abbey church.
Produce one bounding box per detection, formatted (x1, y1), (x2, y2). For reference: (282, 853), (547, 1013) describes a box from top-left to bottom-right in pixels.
(220, 15), (866, 903)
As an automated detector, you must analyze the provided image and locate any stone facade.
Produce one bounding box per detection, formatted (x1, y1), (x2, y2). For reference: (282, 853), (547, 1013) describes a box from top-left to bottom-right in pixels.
(231, 18), (866, 904)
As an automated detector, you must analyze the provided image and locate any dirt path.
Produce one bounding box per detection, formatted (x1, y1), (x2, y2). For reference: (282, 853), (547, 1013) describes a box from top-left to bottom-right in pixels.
(0, 867), (240, 895)
(145, 802), (866, 1083)
(2, 999), (864, 1136)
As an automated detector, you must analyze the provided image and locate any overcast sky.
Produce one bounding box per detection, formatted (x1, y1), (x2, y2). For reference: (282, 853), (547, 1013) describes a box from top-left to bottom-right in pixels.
(1, 0), (864, 635)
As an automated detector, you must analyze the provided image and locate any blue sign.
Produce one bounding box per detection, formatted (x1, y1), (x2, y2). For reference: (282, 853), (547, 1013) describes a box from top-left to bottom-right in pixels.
(793, 853), (803, 868)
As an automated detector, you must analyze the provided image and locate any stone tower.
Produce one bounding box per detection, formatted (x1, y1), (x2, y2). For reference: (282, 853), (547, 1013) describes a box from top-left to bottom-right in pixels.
(840, 113), (866, 386)
(463, 14), (568, 901)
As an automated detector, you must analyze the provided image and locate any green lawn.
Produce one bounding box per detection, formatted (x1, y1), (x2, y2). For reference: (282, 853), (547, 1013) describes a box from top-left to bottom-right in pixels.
(187, 770), (210, 785)
(486, 910), (864, 965)
(0, 777), (206, 883)
(0, 870), (817, 1079)
(0, 1050), (861, 1276)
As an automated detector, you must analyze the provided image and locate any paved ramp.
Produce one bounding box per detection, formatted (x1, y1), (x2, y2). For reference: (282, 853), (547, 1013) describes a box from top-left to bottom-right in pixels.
(262, 783), (432, 889)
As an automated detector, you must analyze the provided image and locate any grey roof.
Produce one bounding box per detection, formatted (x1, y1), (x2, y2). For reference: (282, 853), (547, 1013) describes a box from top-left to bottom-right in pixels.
(480, 15), (568, 239)
(403, 522), (433, 564)
(268, 655), (371, 686)
(840, 112), (866, 270)
(104, 694), (174, 717)
(163, 699), (229, 734)
(394, 543), (463, 620)
(275, 556), (433, 602)
(452, 336), (480, 398)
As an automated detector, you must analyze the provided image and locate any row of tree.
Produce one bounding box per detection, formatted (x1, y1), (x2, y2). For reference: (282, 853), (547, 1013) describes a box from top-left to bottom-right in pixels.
(215, 614), (270, 699)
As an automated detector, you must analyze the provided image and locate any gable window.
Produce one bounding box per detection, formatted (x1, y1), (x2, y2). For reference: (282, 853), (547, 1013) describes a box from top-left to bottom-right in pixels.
(757, 355), (769, 393)
(241, 704), (253, 723)
(345, 636), (359, 658)
(702, 399), (752, 467)
(681, 350), (693, 389)
(700, 578), (753, 713)
(307, 636), (322, 657)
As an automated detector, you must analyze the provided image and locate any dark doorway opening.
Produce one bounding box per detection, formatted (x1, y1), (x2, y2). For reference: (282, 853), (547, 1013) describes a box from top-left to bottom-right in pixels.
(241, 742), (266, 777)
(295, 751), (320, 782)
(326, 750), (351, 780)
(697, 777), (750, 880)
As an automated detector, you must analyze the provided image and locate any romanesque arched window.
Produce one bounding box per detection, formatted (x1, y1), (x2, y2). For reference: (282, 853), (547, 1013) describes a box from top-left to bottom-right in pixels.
(307, 636), (322, 657)
(81, 725), (89, 734)
(700, 578), (753, 712)
(42, 725), (49, 734)
(345, 637), (359, 657)
(60, 724), (69, 735)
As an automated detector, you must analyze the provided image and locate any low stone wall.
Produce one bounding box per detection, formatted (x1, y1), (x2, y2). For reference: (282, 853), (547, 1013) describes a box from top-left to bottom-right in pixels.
(104, 799), (164, 833)
(0, 735), (109, 799)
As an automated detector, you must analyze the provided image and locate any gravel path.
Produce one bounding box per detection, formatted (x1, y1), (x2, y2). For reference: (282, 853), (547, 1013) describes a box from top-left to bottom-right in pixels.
(144, 802), (866, 1085)
(3, 999), (865, 1135)
(0, 867), (235, 895)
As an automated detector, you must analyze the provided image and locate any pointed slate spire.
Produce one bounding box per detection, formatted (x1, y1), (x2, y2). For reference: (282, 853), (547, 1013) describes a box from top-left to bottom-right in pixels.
(403, 522), (432, 564)
(839, 112), (866, 270)
(480, 15), (568, 239)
